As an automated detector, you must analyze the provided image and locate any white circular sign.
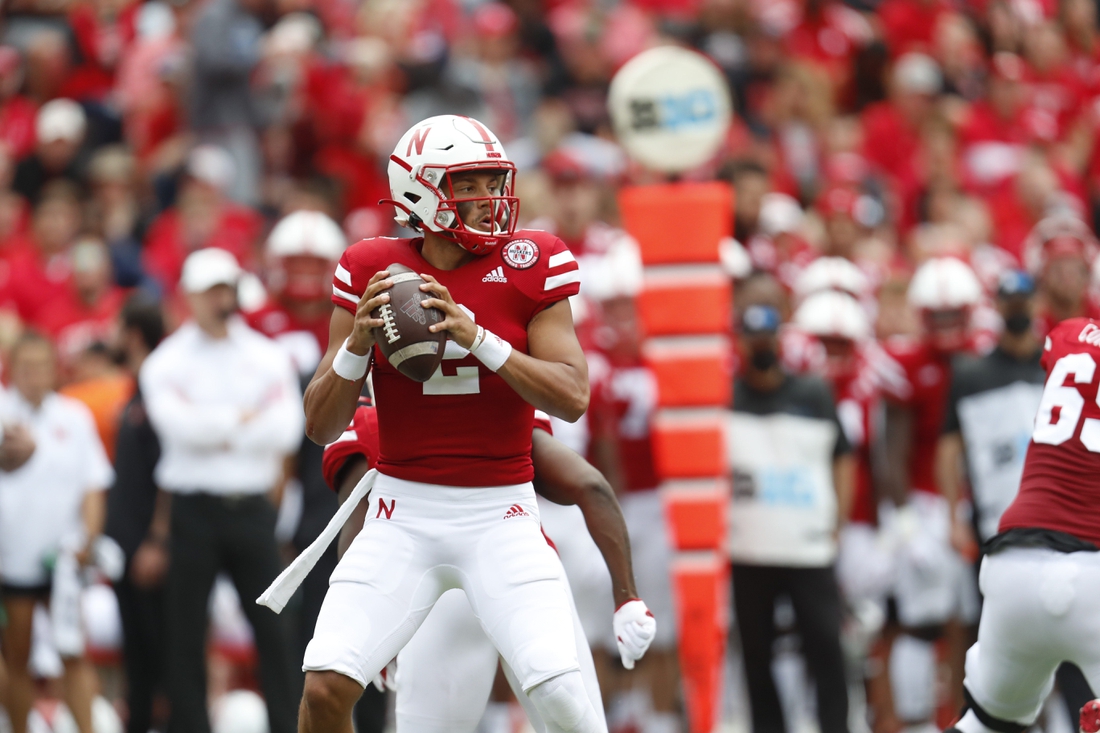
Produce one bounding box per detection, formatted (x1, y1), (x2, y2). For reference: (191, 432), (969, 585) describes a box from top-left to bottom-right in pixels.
(608, 46), (733, 174)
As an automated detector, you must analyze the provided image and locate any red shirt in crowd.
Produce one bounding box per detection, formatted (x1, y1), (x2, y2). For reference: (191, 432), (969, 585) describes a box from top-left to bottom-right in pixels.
(142, 204), (262, 294)
(0, 95), (37, 161)
(876, 0), (952, 56)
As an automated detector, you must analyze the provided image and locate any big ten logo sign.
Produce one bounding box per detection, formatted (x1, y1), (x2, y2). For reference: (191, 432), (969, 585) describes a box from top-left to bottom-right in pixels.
(629, 89), (721, 133)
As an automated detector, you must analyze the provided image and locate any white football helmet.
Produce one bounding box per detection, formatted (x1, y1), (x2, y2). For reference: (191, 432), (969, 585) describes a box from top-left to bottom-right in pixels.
(266, 210), (346, 261)
(793, 290), (871, 342)
(265, 210), (347, 302)
(386, 115), (518, 255)
(907, 257), (982, 310)
(794, 257), (870, 302)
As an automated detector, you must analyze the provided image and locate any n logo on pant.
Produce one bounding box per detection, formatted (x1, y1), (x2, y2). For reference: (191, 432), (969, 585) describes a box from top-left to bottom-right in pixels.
(376, 497), (396, 520)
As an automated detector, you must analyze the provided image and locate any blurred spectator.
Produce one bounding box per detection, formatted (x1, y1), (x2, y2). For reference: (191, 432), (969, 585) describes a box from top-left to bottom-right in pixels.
(448, 3), (540, 142)
(12, 98), (87, 205)
(0, 332), (113, 733)
(5, 180), (83, 326)
(40, 237), (127, 373)
(103, 294), (167, 733)
(189, 0), (265, 205)
(727, 302), (853, 733)
(1024, 214), (1100, 334)
(142, 145), (262, 300)
(139, 248), (301, 733)
(0, 47), (37, 161)
(85, 145), (151, 290)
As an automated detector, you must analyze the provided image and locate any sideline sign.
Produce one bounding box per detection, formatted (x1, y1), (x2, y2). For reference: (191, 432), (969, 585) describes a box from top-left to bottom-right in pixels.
(608, 46), (733, 173)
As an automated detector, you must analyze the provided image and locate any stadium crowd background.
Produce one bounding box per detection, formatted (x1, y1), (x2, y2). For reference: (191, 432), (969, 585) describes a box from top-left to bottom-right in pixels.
(0, 0), (1099, 731)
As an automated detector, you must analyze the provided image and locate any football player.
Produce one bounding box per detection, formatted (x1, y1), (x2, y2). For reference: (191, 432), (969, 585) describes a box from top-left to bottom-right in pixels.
(323, 399), (652, 731)
(298, 116), (654, 733)
(947, 318), (1100, 733)
(880, 257), (984, 728)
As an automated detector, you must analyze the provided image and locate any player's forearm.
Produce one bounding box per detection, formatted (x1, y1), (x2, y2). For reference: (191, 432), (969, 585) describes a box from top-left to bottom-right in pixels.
(936, 432), (964, 512)
(832, 453), (855, 527)
(576, 483), (638, 608)
(498, 351), (589, 422)
(303, 370), (366, 445)
(82, 490), (107, 542)
(880, 403), (913, 505)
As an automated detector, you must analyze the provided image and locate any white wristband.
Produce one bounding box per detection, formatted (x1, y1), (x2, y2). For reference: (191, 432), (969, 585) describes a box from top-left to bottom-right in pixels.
(332, 338), (370, 381)
(469, 327), (512, 372)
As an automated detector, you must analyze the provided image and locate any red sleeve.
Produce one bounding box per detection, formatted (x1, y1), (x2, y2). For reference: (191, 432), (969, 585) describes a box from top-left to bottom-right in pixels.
(509, 233), (581, 313)
(321, 405), (380, 490)
(332, 246), (368, 315)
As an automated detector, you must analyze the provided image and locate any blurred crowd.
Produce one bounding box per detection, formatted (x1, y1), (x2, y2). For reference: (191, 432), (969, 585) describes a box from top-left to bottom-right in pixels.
(0, 0), (1098, 731)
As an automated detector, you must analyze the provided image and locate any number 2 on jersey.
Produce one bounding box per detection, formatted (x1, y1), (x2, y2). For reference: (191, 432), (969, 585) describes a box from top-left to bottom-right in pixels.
(1032, 352), (1100, 452)
(422, 304), (480, 396)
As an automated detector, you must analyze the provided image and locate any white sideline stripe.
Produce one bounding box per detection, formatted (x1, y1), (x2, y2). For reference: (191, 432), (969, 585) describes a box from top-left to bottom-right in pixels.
(544, 270), (581, 291)
(548, 250), (575, 268)
(335, 264), (352, 286)
(333, 285), (358, 303)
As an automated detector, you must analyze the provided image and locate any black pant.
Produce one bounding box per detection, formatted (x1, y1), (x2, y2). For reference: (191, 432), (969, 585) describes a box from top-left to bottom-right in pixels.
(732, 563), (849, 733)
(114, 573), (165, 733)
(166, 493), (296, 733)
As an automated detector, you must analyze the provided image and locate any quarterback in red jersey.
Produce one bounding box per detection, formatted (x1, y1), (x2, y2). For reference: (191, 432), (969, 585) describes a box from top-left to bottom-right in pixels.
(880, 257), (985, 727)
(322, 400), (652, 732)
(297, 115), (651, 733)
(948, 318), (1100, 733)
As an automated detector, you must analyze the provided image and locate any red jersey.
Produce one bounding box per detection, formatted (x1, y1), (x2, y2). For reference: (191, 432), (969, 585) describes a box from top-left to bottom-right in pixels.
(321, 401), (554, 491)
(331, 232), (580, 486)
(999, 318), (1100, 546)
(833, 350), (883, 524)
(588, 360), (661, 493)
(245, 301), (331, 374)
(881, 337), (956, 494)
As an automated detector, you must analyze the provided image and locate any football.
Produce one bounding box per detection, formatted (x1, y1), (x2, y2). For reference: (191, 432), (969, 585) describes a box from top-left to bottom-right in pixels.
(371, 263), (446, 382)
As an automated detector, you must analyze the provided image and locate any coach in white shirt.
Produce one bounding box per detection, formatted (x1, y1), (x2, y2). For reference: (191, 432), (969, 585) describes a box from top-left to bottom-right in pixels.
(140, 248), (303, 733)
(0, 333), (113, 733)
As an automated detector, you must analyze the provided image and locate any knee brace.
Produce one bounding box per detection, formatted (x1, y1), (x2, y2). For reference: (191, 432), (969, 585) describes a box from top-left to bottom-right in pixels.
(527, 670), (602, 733)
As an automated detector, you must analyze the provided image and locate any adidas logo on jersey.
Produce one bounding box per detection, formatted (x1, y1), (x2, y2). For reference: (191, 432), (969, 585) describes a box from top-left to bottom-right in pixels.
(503, 504), (529, 519)
(482, 266), (508, 283)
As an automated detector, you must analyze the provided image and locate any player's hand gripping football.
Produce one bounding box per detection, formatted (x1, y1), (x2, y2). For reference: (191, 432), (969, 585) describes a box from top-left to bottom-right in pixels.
(348, 271), (395, 355)
(419, 274), (478, 349)
(613, 599), (657, 670)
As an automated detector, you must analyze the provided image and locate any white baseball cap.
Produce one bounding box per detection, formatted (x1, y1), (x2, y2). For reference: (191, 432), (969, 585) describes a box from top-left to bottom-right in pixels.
(893, 53), (941, 95)
(187, 144), (235, 191)
(181, 248), (242, 293)
(36, 98), (86, 144)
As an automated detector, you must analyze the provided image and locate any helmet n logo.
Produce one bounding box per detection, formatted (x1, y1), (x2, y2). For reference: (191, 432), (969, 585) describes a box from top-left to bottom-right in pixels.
(407, 127), (432, 156)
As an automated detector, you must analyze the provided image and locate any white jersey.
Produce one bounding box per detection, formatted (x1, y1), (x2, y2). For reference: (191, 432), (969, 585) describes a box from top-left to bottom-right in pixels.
(0, 390), (113, 585)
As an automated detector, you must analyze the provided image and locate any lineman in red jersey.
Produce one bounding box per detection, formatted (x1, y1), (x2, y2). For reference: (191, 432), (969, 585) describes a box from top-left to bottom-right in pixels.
(880, 257), (984, 728)
(298, 116), (653, 733)
(323, 401), (651, 732)
(947, 318), (1100, 733)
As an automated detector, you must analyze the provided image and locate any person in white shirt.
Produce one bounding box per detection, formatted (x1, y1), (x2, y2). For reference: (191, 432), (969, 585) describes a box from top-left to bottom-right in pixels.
(0, 332), (114, 733)
(140, 248), (304, 733)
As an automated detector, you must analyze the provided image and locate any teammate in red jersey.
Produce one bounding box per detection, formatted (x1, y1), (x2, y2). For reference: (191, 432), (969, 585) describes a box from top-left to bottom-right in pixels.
(247, 210), (347, 374)
(880, 257), (985, 729)
(297, 115), (653, 733)
(323, 400), (649, 732)
(946, 317), (1100, 733)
